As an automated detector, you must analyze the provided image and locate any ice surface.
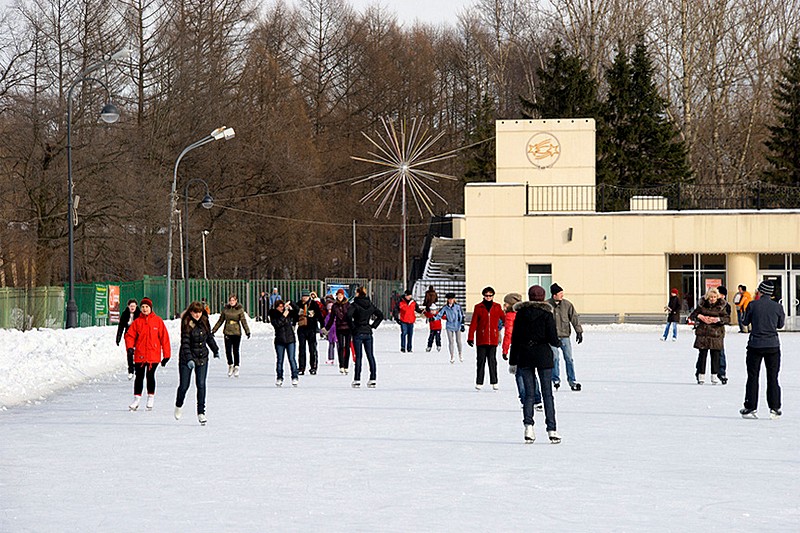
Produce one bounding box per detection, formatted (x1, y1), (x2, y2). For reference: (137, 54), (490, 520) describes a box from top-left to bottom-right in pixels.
(1, 320), (797, 531)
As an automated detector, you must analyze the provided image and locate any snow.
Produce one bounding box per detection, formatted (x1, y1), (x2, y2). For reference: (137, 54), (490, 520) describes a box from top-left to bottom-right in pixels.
(1, 320), (798, 531)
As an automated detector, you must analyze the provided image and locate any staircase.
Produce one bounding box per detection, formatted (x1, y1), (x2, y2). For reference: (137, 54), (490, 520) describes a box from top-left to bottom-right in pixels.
(412, 237), (466, 306)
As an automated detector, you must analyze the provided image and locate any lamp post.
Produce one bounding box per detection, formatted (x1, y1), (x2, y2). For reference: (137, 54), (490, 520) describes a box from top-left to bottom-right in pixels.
(66, 48), (130, 328)
(183, 179), (214, 309)
(201, 230), (210, 279)
(166, 127), (234, 319)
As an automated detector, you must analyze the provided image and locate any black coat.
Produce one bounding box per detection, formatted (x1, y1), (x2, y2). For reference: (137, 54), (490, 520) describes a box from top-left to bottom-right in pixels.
(269, 306), (297, 345)
(666, 295), (681, 323)
(179, 313), (219, 366)
(328, 300), (351, 332)
(116, 307), (141, 345)
(296, 299), (324, 331)
(346, 296), (384, 336)
(509, 301), (560, 369)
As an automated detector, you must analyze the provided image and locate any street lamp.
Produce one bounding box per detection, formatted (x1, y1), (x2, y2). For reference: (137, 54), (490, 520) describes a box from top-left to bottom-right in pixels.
(183, 179), (214, 309)
(66, 48), (130, 328)
(201, 230), (210, 279)
(166, 126), (235, 318)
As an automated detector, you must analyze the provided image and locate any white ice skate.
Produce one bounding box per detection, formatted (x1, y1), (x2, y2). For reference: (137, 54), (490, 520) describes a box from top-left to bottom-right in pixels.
(146, 394), (155, 411)
(128, 396), (141, 411)
(198, 413), (207, 425)
(174, 406), (182, 420)
(367, 380), (376, 388)
(227, 364), (234, 377)
(547, 430), (562, 444)
(524, 424), (535, 443)
(233, 366), (240, 378)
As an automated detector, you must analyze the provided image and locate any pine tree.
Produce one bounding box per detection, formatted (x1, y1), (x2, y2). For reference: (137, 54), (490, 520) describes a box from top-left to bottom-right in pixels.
(464, 95), (496, 184)
(764, 39), (800, 186)
(521, 40), (599, 119)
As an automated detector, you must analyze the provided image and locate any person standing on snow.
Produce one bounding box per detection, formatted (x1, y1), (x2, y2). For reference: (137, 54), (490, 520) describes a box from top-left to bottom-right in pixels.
(434, 292), (465, 363)
(547, 283), (583, 391)
(467, 286), (505, 390)
(269, 299), (300, 387)
(509, 285), (562, 444)
(124, 297), (171, 411)
(346, 286), (384, 388)
(398, 290), (422, 353)
(116, 299), (140, 379)
(212, 294), (250, 378)
(740, 281), (785, 419)
(174, 301), (219, 425)
(662, 288), (681, 341)
(688, 287), (730, 385)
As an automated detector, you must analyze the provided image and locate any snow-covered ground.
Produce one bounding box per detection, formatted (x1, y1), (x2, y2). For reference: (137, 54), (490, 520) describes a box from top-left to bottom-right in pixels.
(1, 319), (798, 532)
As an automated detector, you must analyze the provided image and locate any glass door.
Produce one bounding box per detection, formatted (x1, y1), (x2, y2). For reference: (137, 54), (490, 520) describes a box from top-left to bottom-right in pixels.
(761, 273), (786, 314)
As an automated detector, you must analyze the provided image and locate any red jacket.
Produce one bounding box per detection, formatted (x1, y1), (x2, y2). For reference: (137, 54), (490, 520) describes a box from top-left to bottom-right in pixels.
(398, 299), (420, 324)
(125, 312), (171, 364)
(424, 310), (442, 331)
(502, 310), (516, 356)
(468, 301), (505, 346)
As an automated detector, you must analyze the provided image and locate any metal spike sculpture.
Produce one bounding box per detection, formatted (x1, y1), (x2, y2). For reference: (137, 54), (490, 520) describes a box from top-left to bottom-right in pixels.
(352, 117), (457, 286)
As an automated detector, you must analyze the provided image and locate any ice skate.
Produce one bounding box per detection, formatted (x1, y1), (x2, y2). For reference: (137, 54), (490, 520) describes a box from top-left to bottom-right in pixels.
(696, 373), (705, 385)
(475, 384), (482, 390)
(291, 378), (298, 387)
(344, 368), (349, 375)
(770, 409), (782, 419)
(671, 337), (677, 342)
(492, 384), (499, 391)
(740, 408), (757, 419)
(339, 367), (345, 374)
(127, 371), (134, 381)
(547, 430), (562, 444)
(711, 375), (719, 385)
(146, 394), (155, 411)
(276, 378), (283, 387)
(198, 413), (207, 425)
(367, 380), (376, 388)
(352, 381), (361, 388)
(233, 366), (240, 378)
(553, 381), (561, 391)
(719, 375), (728, 385)
(458, 354), (463, 362)
(437, 345), (441, 352)
(227, 364), (234, 377)
(534, 403), (544, 412)
(570, 382), (582, 392)
(426, 346), (431, 352)
(174, 406), (182, 420)
(660, 337), (666, 341)
(450, 356), (455, 364)
(128, 396), (141, 411)
(524, 424), (535, 443)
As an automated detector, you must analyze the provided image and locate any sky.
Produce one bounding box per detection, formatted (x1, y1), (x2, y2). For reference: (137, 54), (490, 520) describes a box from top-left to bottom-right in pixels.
(306, 0), (474, 27)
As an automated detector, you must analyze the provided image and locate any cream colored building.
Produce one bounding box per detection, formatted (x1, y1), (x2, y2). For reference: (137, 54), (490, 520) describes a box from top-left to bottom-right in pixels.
(457, 118), (800, 329)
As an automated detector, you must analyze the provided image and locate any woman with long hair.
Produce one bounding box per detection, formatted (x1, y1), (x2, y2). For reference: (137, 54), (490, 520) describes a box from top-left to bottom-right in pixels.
(175, 301), (219, 425)
(212, 293), (251, 378)
(116, 299), (140, 379)
(124, 297), (170, 411)
(268, 299), (300, 387)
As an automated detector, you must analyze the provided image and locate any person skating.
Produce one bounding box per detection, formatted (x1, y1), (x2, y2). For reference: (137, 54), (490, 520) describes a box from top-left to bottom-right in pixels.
(116, 299), (140, 379)
(258, 291), (269, 322)
(509, 285), (562, 444)
(467, 286), (505, 390)
(547, 283), (584, 391)
(740, 281), (785, 419)
(434, 292), (465, 363)
(346, 286), (384, 388)
(175, 301), (219, 425)
(398, 290), (422, 352)
(268, 299), (300, 387)
(325, 289), (351, 374)
(662, 288), (681, 341)
(424, 303), (442, 352)
(296, 289), (324, 375)
(321, 294), (338, 365)
(733, 284), (753, 333)
(688, 287), (730, 384)
(124, 297), (171, 411)
(502, 292), (539, 409)
(212, 294), (250, 378)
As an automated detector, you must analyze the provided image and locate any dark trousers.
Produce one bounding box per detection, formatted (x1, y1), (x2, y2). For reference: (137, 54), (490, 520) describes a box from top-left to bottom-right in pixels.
(297, 327), (318, 372)
(518, 366), (556, 431)
(353, 333), (377, 381)
(336, 330), (352, 369)
(476, 345), (498, 385)
(175, 361), (208, 414)
(133, 363), (158, 395)
(744, 347), (781, 411)
(427, 330), (441, 349)
(224, 335), (241, 366)
(695, 349), (721, 376)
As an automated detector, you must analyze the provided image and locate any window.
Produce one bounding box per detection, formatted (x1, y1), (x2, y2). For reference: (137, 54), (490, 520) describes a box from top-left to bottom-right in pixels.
(667, 254), (726, 311)
(527, 264), (552, 293)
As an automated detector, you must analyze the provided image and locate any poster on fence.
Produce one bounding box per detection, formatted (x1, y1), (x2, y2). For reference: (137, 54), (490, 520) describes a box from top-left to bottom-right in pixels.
(95, 285), (108, 323)
(108, 285), (120, 324)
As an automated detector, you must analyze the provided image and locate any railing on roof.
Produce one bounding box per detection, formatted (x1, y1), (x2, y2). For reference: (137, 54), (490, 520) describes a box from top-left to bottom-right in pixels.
(526, 182), (800, 213)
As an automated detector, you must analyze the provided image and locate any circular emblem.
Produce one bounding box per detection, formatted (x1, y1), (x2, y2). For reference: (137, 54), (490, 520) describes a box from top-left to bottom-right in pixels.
(526, 132), (561, 168)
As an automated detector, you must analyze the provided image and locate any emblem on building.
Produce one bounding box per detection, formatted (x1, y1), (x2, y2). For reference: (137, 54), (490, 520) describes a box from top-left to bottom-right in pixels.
(526, 132), (561, 168)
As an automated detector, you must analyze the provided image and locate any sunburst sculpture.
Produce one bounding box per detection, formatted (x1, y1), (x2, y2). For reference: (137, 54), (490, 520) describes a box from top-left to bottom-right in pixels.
(352, 117), (457, 285)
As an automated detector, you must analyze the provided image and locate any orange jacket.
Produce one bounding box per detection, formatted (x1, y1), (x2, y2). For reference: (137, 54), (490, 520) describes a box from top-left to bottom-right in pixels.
(468, 301), (505, 346)
(737, 291), (752, 311)
(125, 312), (171, 364)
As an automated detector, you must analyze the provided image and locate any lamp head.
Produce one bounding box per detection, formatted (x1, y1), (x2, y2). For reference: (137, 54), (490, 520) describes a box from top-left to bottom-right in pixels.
(100, 102), (120, 124)
(201, 194), (214, 209)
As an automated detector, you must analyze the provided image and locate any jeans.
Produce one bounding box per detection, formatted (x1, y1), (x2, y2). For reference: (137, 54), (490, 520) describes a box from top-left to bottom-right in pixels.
(551, 338), (577, 385)
(353, 333), (377, 381)
(516, 369), (543, 405)
(297, 327), (318, 372)
(518, 366), (556, 431)
(224, 334), (241, 366)
(275, 342), (298, 380)
(719, 349), (727, 378)
(737, 308), (747, 332)
(427, 330), (441, 349)
(175, 360), (208, 414)
(662, 321), (677, 339)
(744, 347), (781, 411)
(476, 345), (498, 385)
(445, 330), (463, 358)
(400, 322), (414, 351)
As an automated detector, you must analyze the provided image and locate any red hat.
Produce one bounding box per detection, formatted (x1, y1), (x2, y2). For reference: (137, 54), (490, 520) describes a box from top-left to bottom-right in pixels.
(670, 288), (678, 296)
(336, 288), (345, 296)
(140, 297), (154, 308)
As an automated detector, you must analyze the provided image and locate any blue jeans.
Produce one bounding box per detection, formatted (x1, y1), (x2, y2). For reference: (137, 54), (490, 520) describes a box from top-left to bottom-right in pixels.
(515, 369), (542, 405)
(353, 333), (377, 381)
(719, 348), (727, 377)
(551, 338), (577, 385)
(662, 321), (677, 339)
(275, 342), (298, 380)
(518, 366), (556, 431)
(175, 360), (208, 414)
(400, 322), (414, 351)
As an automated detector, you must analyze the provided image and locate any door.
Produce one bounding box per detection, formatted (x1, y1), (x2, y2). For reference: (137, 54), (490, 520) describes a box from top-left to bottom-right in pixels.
(761, 273), (786, 316)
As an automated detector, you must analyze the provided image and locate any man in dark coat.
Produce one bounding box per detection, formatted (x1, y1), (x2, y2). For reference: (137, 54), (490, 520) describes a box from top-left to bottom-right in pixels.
(509, 285), (562, 444)
(295, 289), (324, 375)
(740, 281), (785, 419)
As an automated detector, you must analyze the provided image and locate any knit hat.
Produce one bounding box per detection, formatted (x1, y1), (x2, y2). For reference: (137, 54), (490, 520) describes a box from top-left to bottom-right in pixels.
(140, 297), (153, 308)
(757, 281), (774, 297)
(404, 290), (413, 296)
(717, 285), (727, 297)
(429, 303), (438, 311)
(301, 289), (310, 297)
(550, 283), (563, 295)
(528, 285), (546, 302)
(336, 288), (346, 297)
(445, 292), (456, 299)
(670, 288), (679, 296)
(503, 293), (522, 306)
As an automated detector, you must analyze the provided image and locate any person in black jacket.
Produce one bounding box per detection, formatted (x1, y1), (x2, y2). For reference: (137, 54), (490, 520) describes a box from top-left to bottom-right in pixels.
(116, 299), (140, 379)
(509, 285), (562, 444)
(662, 288), (681, 341)
(268, 300), (299, 387)
(296, 289), (324, 376)
(346, 287), (384, 388)
(174, 301), (219, 425)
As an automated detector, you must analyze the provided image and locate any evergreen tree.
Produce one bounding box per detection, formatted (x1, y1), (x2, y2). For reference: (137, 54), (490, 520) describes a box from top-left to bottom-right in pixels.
(464, 95), (496, 184)
(764, 39), (800, 186)
(521, 40), (599, 119)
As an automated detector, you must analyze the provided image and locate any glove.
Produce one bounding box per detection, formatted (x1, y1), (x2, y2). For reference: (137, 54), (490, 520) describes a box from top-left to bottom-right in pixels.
(502, 353), (508, 361)
(160, 358), (170, 367)
(576, 332), (583, 344)
(467, 340), (474, 348)
(508, 365), (517, 374)
(213, 351), (220, 359)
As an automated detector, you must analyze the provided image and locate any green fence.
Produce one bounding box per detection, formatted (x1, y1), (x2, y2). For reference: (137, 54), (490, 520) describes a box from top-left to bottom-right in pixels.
(0, 286), (65, 330)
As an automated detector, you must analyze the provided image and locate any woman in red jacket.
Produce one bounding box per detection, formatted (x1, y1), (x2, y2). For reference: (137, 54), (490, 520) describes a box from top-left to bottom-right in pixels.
(467, 286), (505, 390)
(124, 297), (171, 411)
